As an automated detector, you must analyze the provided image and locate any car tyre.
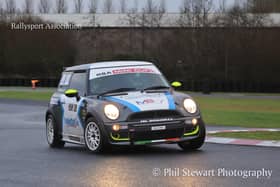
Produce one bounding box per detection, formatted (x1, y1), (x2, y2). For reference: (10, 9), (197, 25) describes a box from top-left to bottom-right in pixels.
(46, 114), (65, 148)
(178, 121), (206, 151)
(84, 117), (110, 153)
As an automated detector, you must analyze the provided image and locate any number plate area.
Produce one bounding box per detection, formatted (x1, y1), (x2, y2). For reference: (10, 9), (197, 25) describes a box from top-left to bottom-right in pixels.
(151, 125), (166, 131)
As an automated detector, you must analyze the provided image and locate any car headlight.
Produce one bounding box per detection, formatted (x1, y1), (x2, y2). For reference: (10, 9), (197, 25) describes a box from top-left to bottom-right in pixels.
(183, 99), (197, 114)
(104, 104), (120, 120)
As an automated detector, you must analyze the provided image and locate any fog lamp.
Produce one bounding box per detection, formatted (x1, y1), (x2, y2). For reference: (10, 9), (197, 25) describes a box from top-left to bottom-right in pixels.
(112, 124), (120, 131)
(192, 118), (198, 126)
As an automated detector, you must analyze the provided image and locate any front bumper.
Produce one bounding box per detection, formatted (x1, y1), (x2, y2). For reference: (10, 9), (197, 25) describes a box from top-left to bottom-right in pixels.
(104, 116), (201, 145)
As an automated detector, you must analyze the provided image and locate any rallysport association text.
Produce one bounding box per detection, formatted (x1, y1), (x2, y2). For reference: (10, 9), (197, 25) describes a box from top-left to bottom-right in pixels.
(11, 22), (82, 31)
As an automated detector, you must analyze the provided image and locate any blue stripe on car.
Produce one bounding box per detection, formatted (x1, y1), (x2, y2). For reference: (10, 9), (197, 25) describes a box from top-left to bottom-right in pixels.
(105, 96), (141, 112)
(76, 98), (85, 128)
(59, 99), (65, 131)
(165, 92), (176, 110)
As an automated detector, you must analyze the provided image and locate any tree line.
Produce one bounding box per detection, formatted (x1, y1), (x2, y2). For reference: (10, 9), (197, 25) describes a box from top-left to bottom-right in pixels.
(0, 0), (280, 15)
(0, 0), (162, 14)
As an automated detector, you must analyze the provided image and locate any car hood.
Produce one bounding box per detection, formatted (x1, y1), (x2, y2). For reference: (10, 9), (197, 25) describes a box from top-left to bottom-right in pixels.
(86, 91), (195, 122)
(104, 91), (176, 112)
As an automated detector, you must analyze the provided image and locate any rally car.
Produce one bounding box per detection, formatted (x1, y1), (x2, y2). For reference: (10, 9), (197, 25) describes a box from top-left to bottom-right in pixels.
(45, 61), (206, 153)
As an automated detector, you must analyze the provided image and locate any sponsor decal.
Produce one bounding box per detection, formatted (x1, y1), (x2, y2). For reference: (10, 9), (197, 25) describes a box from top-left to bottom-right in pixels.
(140, 118), (174, 123)
(96, 71), (112, 77)
(106, 92), (174, 111)
(136, 99), (155, 105)
(90, 66), (161, 79)
(64, 118), (79, 128)
(108, 93), (170, 111)
(112, 68), (154, 74)
(135, 138), (180, 145)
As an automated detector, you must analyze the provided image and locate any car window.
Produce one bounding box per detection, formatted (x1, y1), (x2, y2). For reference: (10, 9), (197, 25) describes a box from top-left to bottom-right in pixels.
(69, 72), (87, 96)
(89, 73), (169, 95)
(58, 72), (72, 92)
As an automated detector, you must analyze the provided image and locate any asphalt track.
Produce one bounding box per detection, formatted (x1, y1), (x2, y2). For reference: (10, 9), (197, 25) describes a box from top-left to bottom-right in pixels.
(0, 99), (279, 187)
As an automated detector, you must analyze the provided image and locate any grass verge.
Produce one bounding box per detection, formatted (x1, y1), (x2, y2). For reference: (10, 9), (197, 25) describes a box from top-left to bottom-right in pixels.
(193, 97), (280, 128)
(0, 91), (53, 101)
(211, 131), (280, 141)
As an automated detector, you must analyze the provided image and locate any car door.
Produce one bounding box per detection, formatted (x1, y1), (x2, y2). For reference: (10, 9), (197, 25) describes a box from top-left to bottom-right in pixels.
(61, 71), (87, 141)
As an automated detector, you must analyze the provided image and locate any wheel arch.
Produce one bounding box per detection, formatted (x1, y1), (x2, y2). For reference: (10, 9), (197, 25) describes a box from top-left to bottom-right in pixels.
(45, 109), (55, 122)
(85, 111), (110, 139)
(45, 108), (63, 135)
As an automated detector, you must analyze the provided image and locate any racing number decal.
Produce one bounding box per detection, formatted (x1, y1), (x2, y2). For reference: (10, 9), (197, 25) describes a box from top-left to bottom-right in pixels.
(68, 104), (77, 112)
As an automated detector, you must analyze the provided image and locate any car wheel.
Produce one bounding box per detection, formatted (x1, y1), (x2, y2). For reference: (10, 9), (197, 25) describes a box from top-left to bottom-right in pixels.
(178, 121), (206, 151)
(46, 114), (65, 148)
(84, 117), (110, 153)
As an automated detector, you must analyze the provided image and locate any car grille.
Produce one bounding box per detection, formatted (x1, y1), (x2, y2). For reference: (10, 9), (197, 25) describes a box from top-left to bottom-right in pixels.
(128, 110), (183, 121)
(133, 128), (184, 141)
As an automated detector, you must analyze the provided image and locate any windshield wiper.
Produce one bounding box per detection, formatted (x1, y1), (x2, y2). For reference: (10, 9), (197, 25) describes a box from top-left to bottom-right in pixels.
(97, 88), (137, 97)
(142, 85), (170, 92)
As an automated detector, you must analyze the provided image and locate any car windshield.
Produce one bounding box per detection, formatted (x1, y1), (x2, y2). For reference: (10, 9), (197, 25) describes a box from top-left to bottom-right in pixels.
(89, 66), (169, 95)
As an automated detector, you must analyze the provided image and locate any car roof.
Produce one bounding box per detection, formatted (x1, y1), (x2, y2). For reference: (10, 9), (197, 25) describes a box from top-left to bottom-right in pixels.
(65, 61), (153, 71)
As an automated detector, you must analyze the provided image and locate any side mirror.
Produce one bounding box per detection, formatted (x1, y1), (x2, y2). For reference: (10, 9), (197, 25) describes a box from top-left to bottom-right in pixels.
(171, 81), (182, 88)
(65, 89), (79, 98)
